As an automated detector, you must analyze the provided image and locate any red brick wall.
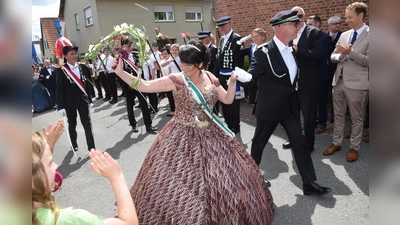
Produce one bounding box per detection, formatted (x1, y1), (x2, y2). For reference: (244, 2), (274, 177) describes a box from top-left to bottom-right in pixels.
(214, 0), (369, 41)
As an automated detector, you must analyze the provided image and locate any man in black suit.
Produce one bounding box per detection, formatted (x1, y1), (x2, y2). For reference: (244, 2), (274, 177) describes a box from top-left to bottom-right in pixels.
(247, 10), (331, 195)
(307, 15), (332, 134)
(214, 16), (245, 134)
(327, 15), (343, 80)
(39, 59), (57, 107)
(120, 38), (156, 133)
(198, 30), (219, 114)
(282, 6), (322, 152)
(56, 46), (95, 151)
(327, 16), (342, 123)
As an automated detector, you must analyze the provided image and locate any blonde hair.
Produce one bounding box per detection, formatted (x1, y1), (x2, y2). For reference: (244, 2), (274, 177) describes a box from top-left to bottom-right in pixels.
(346, 2), (368, 19)
(252, 28), (267, 37)
(32, 131), (59, 225)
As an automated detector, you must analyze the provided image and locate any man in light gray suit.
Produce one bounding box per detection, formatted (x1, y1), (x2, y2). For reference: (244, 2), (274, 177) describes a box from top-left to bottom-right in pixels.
(323, 2), (369, 162)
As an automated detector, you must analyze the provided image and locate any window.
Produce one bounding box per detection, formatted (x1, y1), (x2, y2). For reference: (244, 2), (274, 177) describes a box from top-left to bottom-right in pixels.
(154, 5), (174, 21)
(75, 13), (80, 30)
(185, 6), (202, 21)
(84, 7), (93, 26)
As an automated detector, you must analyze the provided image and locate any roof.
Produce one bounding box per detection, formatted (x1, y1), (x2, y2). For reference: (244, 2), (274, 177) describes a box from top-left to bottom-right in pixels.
(40, 17), (61, 55)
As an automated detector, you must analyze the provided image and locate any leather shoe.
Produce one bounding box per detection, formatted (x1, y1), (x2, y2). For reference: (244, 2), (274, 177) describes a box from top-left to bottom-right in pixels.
(118, 93), (125, 97)
(73, 147), (78, 152)
(323, 144), (341, 156)
(347, 149), (358, 162)
(315, 125), (326, 134)
(109, 99), (117, 104)
(303, 182), (331, 195)
(282, 140), (291, 149)
(263, 177), (271, 188)
(131, 125), (138, 133)
(103, 97), (111, 101)
(146, 126), (157, 133)
(95, 96), (103, 100)
(231, 127), (240, 134)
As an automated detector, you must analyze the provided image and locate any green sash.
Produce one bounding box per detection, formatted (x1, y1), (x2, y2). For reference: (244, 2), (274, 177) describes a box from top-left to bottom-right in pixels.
(180, 72), (235, 139)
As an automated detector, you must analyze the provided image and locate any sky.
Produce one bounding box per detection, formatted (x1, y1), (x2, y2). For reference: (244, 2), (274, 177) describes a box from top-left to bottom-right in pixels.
(32, 0), (60, 41)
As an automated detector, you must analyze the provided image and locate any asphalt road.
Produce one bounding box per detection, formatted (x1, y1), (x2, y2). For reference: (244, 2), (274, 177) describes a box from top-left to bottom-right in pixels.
(32, 95), (369, 224)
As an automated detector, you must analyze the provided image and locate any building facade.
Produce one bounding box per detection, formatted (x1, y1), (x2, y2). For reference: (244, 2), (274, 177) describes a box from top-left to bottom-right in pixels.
(213, 0), (369, 42)
(59, 0), (215, 55)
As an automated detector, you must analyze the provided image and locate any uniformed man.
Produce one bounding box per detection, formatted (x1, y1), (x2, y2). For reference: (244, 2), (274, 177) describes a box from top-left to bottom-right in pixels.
(198, 30), (219, 114)
(214, 16), (245, 134)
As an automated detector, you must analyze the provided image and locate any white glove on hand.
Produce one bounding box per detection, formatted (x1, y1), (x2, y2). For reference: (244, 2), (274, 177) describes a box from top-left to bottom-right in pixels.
(88, 103), (93, 110)
(234, 67), (252, 83)
(46, 75), (50, 79)
(58, 109), (66, 117)
(236, 34), (252, 45)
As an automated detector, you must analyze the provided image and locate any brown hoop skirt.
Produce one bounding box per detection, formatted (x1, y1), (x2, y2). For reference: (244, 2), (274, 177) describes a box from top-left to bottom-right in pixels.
(117, 75), (274, 224)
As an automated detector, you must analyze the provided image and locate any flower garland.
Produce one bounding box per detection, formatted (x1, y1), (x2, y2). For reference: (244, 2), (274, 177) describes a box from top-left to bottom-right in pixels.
(84, 23), (149, 78)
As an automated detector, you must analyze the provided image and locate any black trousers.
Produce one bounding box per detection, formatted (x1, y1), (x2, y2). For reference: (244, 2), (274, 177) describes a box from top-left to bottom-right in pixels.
(316, 79), (330, 126)
(94, 77), (102, 98)
(98, 71), (111, 98)
(147, 93), (158, 112)
(65, 100), (95, 150)
(122, 82), (152, 127)
(219, 75), (241, 130)
(166, 91), (175, 112)
(107, 72), (118, 100)
(297, 89), (317, 151)
(251, 112), (316, 184)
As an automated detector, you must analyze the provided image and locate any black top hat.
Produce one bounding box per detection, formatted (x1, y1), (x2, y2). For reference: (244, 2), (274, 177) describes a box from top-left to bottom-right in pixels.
(216, 16), (231, 26)
(270, 10), (300, 26)
(198, 30), (211, 39)
(63, 46), (79, 55)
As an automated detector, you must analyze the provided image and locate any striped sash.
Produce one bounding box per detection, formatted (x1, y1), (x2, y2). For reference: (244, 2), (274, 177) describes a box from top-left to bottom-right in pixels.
(180, 72), (235, 139)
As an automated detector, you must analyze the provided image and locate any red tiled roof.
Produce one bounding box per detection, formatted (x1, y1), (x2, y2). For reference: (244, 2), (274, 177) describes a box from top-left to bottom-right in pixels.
(40, 17), (68, 55)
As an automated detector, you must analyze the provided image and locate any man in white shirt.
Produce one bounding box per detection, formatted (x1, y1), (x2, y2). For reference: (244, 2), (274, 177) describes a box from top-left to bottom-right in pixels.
(103, 47), (117, 104)
(96, 49), (111, 101)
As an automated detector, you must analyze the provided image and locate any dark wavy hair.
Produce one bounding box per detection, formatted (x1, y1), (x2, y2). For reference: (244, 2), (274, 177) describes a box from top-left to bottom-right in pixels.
(179, 40), (210, 70)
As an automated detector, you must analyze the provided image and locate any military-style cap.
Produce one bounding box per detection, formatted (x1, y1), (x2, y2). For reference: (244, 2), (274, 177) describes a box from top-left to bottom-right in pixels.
(103, 46), (110, 51)
(121, 38), (131, 46)
(63, 46), (78, 55)
(216, 16), (231, 26)
(152, 41), (158, 47)
(269, 10), (300, 26)
(198, 30), (211, 39)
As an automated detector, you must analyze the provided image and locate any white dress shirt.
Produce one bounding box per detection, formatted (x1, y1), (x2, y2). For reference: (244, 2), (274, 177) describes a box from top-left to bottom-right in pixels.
(273, 36), (297, 84)
(293, 22), (306, 45)
(67, 62), (80, 79)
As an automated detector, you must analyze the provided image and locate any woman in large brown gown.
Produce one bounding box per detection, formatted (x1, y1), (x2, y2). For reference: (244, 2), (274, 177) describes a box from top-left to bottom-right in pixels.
(113, 40), (274, 224)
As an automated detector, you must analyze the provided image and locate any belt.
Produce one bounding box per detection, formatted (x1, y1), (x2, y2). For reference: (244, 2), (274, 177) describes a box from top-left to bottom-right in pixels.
(220, 68), (233, 76)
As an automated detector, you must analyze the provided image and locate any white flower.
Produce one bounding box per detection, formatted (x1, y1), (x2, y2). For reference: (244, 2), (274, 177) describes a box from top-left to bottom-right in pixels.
(121, 23), (128, 29)
(114, 25), (121, 31)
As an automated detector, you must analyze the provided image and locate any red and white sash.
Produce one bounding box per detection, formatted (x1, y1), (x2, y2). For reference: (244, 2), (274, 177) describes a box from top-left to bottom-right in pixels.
(122, 58), (139, 75)
(61, 65), (87, 96)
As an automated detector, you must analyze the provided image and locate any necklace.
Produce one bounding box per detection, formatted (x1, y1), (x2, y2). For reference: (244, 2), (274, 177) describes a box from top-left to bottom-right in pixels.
(186, 71), (213, 129)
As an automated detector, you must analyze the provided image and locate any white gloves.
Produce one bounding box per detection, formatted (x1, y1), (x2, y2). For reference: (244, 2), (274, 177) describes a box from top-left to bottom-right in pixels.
(46, 75), (50, 79)
(88, 103), (93, 110)
(58, 109), (66, 117)
(236, 34), (252, 45)
(234, 67), (252, 83)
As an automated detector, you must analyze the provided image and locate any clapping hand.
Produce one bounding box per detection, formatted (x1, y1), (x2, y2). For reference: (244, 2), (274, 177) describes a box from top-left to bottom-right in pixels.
(89, 149), (123, 181)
